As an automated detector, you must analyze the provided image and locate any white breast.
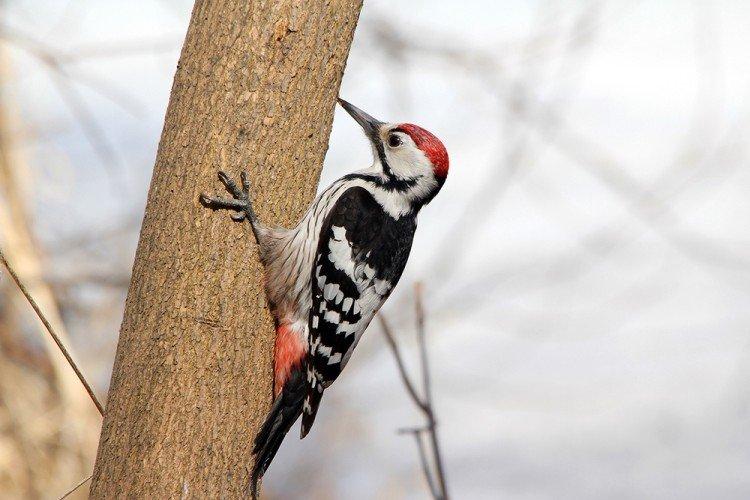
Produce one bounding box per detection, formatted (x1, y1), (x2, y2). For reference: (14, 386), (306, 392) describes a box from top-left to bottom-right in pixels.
(262, 179), (353, 323)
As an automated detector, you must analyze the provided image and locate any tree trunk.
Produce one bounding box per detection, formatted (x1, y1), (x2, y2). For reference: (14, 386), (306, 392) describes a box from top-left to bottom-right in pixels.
(90, 1), (362, 497)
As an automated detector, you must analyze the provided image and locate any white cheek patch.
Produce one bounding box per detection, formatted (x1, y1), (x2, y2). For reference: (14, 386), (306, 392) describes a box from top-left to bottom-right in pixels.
(388, 146), (433, 178)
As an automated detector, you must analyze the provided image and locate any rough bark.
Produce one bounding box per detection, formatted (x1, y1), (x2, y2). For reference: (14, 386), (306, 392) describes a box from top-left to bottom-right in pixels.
(90, 1), (362, 497)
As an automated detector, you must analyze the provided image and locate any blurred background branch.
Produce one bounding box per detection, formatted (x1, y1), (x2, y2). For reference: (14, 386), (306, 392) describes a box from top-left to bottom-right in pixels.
(0, 249), (103, 415)
(379, 283), (449, 500)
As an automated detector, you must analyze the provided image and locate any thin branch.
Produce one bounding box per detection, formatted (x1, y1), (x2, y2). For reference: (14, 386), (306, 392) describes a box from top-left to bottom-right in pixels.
(378, 314), (427, 412)
(0, 247), (104, 415)
(401, 427), (439, 499)
(380, 283), (450, 500)
(58, 473), (92, 500)
(415, 283), (430, 406)
(414, 285), (449, 500)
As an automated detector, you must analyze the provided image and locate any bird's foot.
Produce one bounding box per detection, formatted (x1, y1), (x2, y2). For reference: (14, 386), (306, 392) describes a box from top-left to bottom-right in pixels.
(200, 170), (257, 223)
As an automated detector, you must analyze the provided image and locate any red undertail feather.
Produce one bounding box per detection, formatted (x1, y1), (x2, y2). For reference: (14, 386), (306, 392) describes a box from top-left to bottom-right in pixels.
(273, 322), (307, 397)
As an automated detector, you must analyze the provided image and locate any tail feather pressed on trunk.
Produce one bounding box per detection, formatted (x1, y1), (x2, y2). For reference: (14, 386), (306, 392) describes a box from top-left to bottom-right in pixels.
(250, 367), (306, 499)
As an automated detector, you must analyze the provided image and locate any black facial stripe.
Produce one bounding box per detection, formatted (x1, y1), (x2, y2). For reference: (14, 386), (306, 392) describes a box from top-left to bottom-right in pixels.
(372, 132), (411, 186)
(342, 173), (419, 192)
(373, 138), (393, 177)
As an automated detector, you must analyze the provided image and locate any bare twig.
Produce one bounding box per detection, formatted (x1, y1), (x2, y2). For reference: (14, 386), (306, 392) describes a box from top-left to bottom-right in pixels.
(0, 248), (104, 415)
(379, 283), (450, 500)
(58, 474), (92, 500)
(414, 285), (449, 499)
(415, 283), (430, 406)
(379, 314), (427, 412)
(401, 427), (439, 499)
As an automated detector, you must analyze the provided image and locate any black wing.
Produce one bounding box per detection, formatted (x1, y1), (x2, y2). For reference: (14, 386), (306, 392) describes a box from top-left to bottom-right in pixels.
(300, 186), (416, 437)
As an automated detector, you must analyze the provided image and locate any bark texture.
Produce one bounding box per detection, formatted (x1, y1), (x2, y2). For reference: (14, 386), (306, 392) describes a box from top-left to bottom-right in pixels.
(90, 1), (362, 497)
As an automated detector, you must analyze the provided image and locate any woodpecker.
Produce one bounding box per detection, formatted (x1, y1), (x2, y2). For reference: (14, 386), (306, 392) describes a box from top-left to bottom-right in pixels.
(200, 98), (448, 498)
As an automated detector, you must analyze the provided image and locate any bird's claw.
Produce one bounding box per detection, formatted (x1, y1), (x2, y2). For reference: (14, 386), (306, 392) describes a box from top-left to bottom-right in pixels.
(200, 170), (256, 224)
(218, 170), (250, 200)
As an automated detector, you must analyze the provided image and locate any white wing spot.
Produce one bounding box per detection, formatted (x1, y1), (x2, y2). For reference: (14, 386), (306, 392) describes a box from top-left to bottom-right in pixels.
(338, 321), (358, 336)
(316, 265), (326, 288)
(324, 282), (339, 301)
(324, 310), (341, 324)
(327, 352), (342, 365)
(327, 229), (356, 277)
(332, 225), (346, 241)
(342, 297), (353, 313)
(312, 315), (319, 328)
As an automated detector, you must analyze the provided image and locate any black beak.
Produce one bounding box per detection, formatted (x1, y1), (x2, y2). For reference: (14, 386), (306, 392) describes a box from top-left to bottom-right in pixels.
(337, 98), (384, 142)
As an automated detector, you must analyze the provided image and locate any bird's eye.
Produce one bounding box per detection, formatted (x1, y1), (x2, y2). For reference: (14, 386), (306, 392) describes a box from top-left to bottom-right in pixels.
(388, 134), (402, 148)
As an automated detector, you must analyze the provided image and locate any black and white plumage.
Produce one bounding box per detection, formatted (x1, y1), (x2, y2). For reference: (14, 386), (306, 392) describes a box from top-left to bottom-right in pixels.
(200, 98), (448, 498)
(302, 185), (417, 435)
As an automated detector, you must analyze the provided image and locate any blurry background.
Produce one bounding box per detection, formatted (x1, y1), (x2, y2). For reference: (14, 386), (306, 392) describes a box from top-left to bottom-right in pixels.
(1, 0), (750, 498)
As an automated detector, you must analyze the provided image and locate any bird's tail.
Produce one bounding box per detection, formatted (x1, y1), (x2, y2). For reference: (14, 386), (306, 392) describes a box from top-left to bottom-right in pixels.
(250, 366), (305, 499)
(300, 385), (324, 439)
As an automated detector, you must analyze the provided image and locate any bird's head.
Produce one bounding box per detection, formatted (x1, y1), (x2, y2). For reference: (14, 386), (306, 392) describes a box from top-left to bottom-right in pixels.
(338, 98), (448, 205)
